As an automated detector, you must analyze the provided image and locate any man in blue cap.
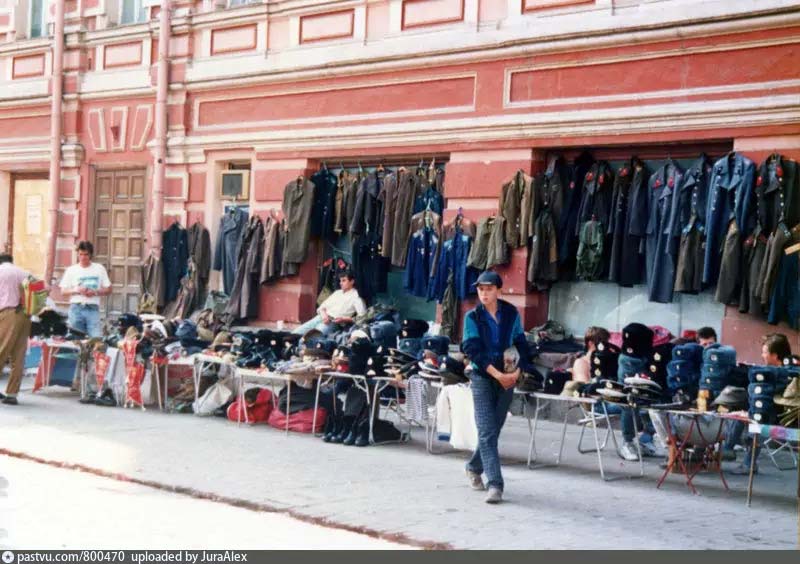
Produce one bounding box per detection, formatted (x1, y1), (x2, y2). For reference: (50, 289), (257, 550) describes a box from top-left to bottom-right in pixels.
(461, 270), (531, 503)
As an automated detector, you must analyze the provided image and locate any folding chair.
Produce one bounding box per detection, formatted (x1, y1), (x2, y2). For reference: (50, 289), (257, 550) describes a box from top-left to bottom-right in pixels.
(762, 437), (798, 471)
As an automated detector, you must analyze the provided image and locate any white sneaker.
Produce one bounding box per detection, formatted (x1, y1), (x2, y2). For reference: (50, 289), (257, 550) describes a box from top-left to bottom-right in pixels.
(620, 441), (641, 461)
(638, 441), (659, 458)
(485, 486), (503, 504)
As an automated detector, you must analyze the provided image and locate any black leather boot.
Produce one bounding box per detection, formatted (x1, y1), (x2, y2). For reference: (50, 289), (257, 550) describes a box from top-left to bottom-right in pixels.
(354, 418), (370, 447)
(331, 416), (352, 444)
(322, 414), (337, 442)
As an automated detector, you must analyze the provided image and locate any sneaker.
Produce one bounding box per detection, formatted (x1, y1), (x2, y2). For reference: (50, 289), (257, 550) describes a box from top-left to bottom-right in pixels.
(2, 396), (18, 406)
(720, 448), (737, 462)
(485, 486), (503, 504)
(638, 441), (658, 458)
(620, 441), (640, 461)
(466, 470), (485, 491)
(730, 463), (758, 476)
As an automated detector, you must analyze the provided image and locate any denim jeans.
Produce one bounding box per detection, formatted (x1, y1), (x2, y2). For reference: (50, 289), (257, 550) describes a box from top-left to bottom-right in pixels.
(292, 315), (340, 337)
(620, 407), (655, 443)
(466, 374), (514, 491)
(724, 420), (761, 466)
(67, 304), (102, 338)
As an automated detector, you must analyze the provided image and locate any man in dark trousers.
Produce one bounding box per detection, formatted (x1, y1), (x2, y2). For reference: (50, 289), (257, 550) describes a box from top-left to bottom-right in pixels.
(461, 271), (531, 503)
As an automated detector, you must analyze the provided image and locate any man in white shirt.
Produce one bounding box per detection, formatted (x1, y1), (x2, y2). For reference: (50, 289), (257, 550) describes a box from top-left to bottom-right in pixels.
(59, 241), (112, 338)
(293, 271), (366, 336)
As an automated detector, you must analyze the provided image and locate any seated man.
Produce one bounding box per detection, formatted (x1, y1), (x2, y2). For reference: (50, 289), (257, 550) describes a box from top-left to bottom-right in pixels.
(697, 326), (718, 347)
(571, 326), (610, 383)
(293, 271), (366, 337)
(726, 333), (792, 474)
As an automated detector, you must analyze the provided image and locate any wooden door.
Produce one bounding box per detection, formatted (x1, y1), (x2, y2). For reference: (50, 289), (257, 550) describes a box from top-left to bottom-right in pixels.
(11, 177), (50, 279)
(94, 169), (146, 319)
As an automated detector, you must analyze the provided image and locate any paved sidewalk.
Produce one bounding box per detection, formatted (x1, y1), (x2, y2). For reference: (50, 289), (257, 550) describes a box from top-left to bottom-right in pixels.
(0, 376), (797, 549)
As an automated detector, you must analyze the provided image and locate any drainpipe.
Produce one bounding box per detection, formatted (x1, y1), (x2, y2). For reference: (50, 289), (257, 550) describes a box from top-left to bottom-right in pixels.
(44, 0), (65, 286)
(149, 0), (171, 256)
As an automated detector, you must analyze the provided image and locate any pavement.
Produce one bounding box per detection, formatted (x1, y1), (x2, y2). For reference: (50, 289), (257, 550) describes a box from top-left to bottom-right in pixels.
(0, 373), (798, 550)
(0, 456), (410, 549)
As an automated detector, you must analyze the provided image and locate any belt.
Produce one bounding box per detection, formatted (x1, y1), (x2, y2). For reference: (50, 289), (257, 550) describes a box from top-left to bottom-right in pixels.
(71, 303), (99, 309)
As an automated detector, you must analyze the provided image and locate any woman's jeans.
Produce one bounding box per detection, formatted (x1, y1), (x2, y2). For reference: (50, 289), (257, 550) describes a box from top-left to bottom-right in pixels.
(466, 374), (514, 491)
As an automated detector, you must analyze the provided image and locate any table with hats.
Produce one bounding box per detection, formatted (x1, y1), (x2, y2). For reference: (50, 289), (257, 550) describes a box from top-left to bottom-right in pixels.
(22, 304), (799, 503)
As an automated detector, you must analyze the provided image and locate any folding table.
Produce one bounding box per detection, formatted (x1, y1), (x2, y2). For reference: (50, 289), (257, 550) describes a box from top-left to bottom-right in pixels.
(516, 391), (644, 481)
(655, 409), (728, 494)
(746, 422), (800, 507)
(235, 367), (323, 435)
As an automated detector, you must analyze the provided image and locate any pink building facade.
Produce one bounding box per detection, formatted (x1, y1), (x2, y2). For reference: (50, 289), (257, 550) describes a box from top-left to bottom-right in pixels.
(0, 0), (799, 361)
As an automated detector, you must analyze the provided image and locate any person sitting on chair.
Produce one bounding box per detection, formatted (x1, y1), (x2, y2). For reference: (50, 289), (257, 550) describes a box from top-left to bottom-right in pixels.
(571, 326), (611, 383)
(726, 333), (792, 474)
(293, 271), (366, 337)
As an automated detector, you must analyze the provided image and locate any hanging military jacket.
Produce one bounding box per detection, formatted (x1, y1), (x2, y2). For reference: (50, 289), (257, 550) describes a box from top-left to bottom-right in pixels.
(259, 216), (281, 284)
(767, 230), (800, 329)
(414, 184), (444, 215)
(429, 228), (476, 303)
(467, 217), (492, 271)
(213, 207), (248, 295)
(309, 168), (338, 241)
(187, 221), (211, 310)
(755, 154), (799, 235)
(350, 170), (385, 241)
(739, 227), (768, 316)
(703, 152), (755, 287)
(486, 216), (509, 268)
(646, 160), (683, 304)
(499, 170), (529, 248)
(576, 219), (604, 281)
(672, 154), (713, 294)
(559, 151), (595, 265)
(379, 171), (399, 260)
(403, 226), (439, 298)
(539, 155), (570, 239)
(607, 158), (649, 287)
(575, 161), (614, 234)
(162, 222), (189, 304)
(226, 215), (264, 320)
(391, 170), (421, 267)
(527, 208), (558, 289)
(335, 171), (360, 236)
(282, 177), (316, 265)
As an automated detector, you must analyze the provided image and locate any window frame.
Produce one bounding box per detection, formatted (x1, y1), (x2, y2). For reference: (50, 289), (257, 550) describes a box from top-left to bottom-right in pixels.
(28, 0), (47, 39)
(119, 0), (148, 26)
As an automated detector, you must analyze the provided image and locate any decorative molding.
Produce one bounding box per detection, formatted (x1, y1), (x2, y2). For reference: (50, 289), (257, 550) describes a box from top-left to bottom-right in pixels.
(299, 9), (355, 44)
(109, 105), (129, 151)
(11, 53), (45, 79)
(164, 170), (190, 201)
(522, 0), (594, 13)
(87, 108), (108, 152)
(173, 93), (800, 156)
(210, 23), (258, 55)
(504, 76), (800, 110)
(102, 40), (144, 69)
(193, 72), (478, 130)
(401, 0), (465, 30)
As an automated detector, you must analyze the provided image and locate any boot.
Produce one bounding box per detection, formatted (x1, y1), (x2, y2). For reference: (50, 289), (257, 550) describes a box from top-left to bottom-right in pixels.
(322, 414), (338, 442)
(331, 416), (353, 444)
(354, 418), (370, 447)
(343, 425), (358, 446)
